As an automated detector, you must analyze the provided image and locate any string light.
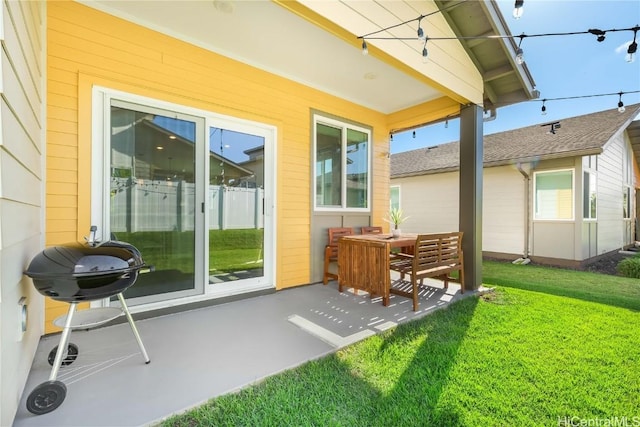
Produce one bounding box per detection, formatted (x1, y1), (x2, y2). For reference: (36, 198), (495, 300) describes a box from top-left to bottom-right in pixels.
(417, 17), (426, 40)
(618, 92), (626, 113)
(422, 39), (429, 63)
(513, 0), (524, 20)
(626, 28), (638, 63)
(358, 21), (640, 64)
(515, 35), (525, 64)
(588, 28), (606, 42)
(361, 40), (368, 56)
(525, 90), (639, 114)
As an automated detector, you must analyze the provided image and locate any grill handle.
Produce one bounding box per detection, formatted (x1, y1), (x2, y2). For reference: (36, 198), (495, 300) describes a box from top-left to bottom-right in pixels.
(85, 225), (100, 247)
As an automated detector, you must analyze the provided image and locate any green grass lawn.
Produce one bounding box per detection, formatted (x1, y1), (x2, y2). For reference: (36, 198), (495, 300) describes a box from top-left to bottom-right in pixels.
(162, 261), (640, 427)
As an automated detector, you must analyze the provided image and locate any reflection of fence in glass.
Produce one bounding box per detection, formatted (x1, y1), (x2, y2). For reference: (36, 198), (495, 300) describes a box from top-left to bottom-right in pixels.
(111, 178), (263, 232)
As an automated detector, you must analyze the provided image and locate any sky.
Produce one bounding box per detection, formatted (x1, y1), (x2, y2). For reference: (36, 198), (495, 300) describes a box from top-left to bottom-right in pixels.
(390, 0), (640, 154)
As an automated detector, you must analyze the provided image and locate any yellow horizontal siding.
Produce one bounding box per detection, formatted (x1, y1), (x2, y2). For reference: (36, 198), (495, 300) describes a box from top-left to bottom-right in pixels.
(46, 130), (77, 147)
(44, 1), (443, 328)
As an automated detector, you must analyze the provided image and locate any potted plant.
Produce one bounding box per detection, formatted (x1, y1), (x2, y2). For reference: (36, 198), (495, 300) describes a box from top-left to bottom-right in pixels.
(385, 207), (408, 237)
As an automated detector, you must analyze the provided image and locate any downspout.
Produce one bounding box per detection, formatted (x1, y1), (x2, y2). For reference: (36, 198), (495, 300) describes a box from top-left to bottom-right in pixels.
(516, 162), (530, 259)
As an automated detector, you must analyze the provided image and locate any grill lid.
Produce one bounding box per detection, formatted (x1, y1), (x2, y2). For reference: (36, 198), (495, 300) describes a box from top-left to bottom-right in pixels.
(25, 240), (145, 279)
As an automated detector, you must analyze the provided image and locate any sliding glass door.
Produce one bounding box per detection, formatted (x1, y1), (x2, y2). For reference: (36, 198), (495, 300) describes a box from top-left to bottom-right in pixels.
(93, 89), (274, 309)
(109, 100), (205, 303)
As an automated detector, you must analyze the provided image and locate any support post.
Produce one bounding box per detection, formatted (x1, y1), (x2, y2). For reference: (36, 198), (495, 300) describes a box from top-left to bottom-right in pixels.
(459, 104), (483, 290)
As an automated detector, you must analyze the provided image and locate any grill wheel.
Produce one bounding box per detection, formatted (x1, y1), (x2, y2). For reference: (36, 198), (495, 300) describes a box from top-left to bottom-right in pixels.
(26, 381), (67, 415)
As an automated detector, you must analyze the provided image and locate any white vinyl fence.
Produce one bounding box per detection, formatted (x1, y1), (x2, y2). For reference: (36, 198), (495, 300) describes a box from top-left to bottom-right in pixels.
(111, 178), (263, 232)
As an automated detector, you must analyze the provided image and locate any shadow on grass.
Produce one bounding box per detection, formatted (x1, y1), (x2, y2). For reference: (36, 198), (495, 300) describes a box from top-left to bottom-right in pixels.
(483, 261), (640, 312)
(371, 296), (479, 425)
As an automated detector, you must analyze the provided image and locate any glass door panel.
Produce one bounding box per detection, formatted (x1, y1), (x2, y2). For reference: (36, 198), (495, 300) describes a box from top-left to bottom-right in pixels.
(208, 127), (264, 285)
(109, 103), (201, 302)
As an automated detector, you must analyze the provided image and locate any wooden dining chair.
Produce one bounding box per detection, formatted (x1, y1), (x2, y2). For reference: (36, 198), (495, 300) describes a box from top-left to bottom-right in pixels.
(389, 232), (464, 310)
(323, 227), (354, 285)
(361, 226), (383, 234)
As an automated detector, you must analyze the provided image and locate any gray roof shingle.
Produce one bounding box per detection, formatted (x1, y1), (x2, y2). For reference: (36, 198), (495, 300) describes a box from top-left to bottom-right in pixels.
(391, 104), (640, 178)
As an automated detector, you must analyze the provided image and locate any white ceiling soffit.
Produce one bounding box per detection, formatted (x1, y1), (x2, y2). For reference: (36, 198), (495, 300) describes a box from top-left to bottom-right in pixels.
(81, 0), (443, 114)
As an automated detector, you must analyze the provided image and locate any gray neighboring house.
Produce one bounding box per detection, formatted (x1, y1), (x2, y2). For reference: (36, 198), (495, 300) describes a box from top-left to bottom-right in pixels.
(391, 105), (640, 267)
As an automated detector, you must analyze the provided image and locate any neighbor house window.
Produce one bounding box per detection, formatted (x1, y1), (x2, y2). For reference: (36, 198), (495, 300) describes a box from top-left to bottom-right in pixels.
(582, 156), (597, 220)
(623, 186), (631, 219)
(314, 115), (370, 210)
(390, 186), (400, 211)
(534, 169), (574, 220)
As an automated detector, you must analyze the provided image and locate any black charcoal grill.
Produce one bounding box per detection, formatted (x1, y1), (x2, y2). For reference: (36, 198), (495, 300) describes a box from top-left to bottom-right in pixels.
(23, 226), (151, 415)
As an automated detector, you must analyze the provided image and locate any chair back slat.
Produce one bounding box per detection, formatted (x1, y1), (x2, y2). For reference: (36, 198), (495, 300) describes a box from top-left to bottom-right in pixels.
(361, 226), (383, 234)
(327, 227), (354, 258)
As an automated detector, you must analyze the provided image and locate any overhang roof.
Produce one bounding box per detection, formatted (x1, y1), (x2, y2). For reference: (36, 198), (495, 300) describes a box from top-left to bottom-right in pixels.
(391, 104), (640, 178)
(82, 0), (536, 119)
(435, 0), (537, 111)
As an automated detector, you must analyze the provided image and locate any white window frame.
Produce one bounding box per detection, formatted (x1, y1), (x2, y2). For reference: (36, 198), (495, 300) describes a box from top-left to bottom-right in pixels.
(313, 114), (371, 212)
(582, 156), (597, 221)
(533, 168), (575, 221)
(623, 185), (632, 219)
(390, 185), (401, 211)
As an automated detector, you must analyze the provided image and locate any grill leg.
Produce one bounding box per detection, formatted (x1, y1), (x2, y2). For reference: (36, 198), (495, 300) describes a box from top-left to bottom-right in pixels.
(49, 303), (77, 381)
(117, 293), (150, 364)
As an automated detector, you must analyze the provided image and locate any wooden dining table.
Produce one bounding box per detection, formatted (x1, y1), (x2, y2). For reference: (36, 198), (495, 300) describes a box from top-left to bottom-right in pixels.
(341, 233), (418, 249)
(337, 233), (418, 306)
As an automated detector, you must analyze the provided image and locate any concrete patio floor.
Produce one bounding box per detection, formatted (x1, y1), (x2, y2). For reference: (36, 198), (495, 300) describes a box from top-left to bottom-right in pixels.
(13, 278), (470, 427)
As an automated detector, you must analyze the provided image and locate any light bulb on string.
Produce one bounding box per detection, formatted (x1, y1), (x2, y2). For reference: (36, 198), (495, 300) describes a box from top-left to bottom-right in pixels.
(421, 39), (429, 63)
(617, 93), (625, 113)
(417, 17), (425, 41)
(361, 39), (368, 56)
(515, 35), (525, 65)
(541, 100), (547, 115)
(626, 41), (637, 63)
(626, 28), (638, 63)
(513, 0), (524, 19)
(588, 29), (606, 42)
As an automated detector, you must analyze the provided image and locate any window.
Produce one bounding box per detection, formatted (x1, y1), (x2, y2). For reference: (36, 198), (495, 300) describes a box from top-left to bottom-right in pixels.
(582, 156), (597, 220)
(314, 115), (370, 210)
(534, 169), (574, 220)
(390, 186), (400, 211)
(623, 186), (631, 219)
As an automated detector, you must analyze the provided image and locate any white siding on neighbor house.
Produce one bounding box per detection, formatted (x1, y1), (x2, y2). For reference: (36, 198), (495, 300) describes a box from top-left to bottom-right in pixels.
(596, 130), (635, 254)
(0, 1), (46, 425)
(392, 165), (525, 256)
(482, 166), (525, 255)
(394, 171), (459, 233)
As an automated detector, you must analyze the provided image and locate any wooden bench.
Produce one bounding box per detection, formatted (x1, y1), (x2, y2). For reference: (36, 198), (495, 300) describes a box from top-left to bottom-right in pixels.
(389, 232), (464, 311)
(338, 237), (391, 306)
